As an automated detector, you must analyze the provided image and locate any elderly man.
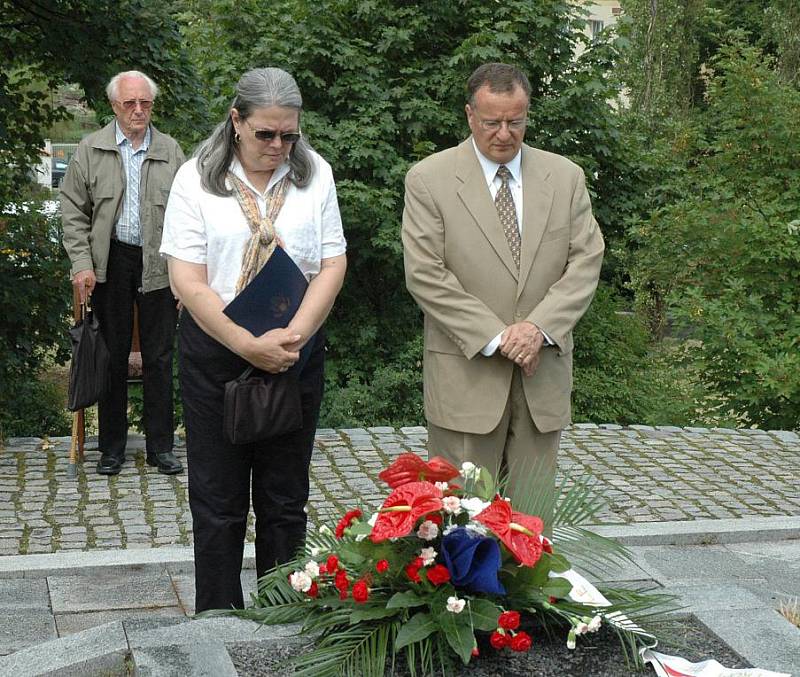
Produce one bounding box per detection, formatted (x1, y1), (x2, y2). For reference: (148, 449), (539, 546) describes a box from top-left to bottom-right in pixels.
(402, 63), (604, 510)
(62, 70), (185, 475)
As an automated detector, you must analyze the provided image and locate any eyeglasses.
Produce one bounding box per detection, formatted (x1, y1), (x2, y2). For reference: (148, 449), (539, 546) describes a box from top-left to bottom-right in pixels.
(471, 110), (527, 133)
(119, 99), (153, 111)
(243, 119), (301, 144)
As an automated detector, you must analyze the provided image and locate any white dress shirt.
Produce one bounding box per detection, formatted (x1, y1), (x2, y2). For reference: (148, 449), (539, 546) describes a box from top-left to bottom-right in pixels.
(160, 152), (346, 305)
(470, 141), (552, 356)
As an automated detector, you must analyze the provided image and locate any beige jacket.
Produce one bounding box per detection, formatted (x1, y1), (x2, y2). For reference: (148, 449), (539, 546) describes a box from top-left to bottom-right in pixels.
(61, 121), (185, 293)
(402, 139), (604, 434)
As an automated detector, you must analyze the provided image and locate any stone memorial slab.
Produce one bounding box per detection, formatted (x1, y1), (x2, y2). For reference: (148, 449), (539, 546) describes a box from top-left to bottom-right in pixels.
(55, 605), (185, 636)
(131, 642), (237, 677)
(0, 578), (50, 609)
(0, 620), (127, 676)
(48, 570), (178, 613)
(0, 608), (57, 655)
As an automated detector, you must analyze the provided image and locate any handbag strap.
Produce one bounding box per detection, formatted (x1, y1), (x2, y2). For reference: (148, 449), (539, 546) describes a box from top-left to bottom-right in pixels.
(237, 365), (255, 382)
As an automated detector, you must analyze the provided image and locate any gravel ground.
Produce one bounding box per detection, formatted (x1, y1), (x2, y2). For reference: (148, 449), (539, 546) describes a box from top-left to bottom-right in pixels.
(228, 614), (751, 676)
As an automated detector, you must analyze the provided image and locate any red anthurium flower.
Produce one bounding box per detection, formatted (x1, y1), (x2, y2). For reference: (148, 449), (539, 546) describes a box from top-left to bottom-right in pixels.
(426, 513), (443, 526)
(376, 559), (390, 573)
(352, 579), (369, 603)
(474, 497), (544, 566)
(542, 536), (553, 554)
(370, 482), (443, 542)
(510, 631), (532, 652)
(426, 564), (451, 586)
(378, 453), (459, 488)
(498, 610), (521, 630)
(335, 508), (363, 538)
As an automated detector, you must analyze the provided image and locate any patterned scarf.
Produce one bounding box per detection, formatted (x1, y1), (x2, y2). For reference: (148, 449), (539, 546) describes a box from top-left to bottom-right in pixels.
(227, 170), (290, 294)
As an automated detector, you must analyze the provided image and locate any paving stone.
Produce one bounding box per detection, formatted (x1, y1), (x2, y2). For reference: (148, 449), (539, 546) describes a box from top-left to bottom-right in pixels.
(131, 641), (238, 676)
(0, 578), (50, 610)
(55, 606), (185, 636)
(0, 609), (57, 655)
(48, 570), (179, 613)
(0, 620), (128, 675)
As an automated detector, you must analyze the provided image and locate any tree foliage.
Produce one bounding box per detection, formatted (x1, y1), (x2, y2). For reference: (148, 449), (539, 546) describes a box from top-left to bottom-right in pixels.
(628, 43), (800, 428)
(0, 0), (208, 205)
(182, 0), (638, 426)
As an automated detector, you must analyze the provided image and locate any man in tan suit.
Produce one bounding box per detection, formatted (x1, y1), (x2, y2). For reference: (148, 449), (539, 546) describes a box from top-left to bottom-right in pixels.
(402, 63), (604, 506)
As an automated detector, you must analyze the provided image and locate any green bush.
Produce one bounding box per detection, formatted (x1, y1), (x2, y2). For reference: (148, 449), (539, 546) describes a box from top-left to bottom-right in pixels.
(0, 198), (72, 440)
(572, 284), (698, 426)
(629, 43), (800, 429)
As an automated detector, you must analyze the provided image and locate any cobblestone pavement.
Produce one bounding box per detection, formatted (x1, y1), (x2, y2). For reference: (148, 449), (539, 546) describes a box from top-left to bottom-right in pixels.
(0, 425), (798, 556)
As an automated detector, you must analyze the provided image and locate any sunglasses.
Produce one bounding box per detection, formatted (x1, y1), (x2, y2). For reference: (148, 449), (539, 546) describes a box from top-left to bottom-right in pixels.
(119, 99), (153, 111)
(243, 119), (301, 144)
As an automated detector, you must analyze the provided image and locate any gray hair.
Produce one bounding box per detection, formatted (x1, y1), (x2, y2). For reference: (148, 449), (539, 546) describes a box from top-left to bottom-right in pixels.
(195, 67), (314, 196)
(106, 71), (159, 101)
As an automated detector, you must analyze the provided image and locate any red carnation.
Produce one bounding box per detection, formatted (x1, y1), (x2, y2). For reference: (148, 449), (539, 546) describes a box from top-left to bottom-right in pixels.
(334, 569), (349, 593)
(339, 589), (348, 600)
(471, 647), (480, 657)
(405, 556), (424, 583)
(352, 579), (369, 603)
(307, 581), (319, 598)
(510, 631), (532, 652)
(426, 564), (451, 586)
(376, 559), (390, 573)
(490, 631), (509, 649)
(326, 555), (339, 572)
(370, 482), (443, 542)
(498, 610), (521, 630)
(318, 563), (327, 575)
(426, 513), (443, 526)
(335, 508), (363, 538)
(378, 453), (460, 488)
(474, 497), (544, 567)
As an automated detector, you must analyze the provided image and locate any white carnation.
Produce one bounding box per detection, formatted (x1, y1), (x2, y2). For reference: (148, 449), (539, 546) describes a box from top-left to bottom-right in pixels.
(442, 496), (462, 514)
(289, 571), (313, 593)
(446, 596), (466, 613)
(304, 560), (320, 578)
(419, 547), (437, 566)
(460, 497), (490, 518)
(416, 520), (439, 541)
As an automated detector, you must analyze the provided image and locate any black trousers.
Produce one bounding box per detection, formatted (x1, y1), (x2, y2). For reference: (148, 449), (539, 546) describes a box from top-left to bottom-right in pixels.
(92, 240), (178, 459)
(178, 310), (325, 613)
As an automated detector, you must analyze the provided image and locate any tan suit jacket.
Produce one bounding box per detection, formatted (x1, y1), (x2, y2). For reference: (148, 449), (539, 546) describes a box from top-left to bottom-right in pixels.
(402, 139), (604, 435)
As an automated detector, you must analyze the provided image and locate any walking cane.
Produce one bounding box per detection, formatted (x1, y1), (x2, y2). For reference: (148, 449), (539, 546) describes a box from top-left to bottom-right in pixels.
(67, 282), (88, 479)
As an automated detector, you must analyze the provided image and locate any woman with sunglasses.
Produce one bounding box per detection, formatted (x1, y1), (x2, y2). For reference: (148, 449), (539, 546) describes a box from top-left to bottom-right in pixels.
(160, 67), (347, 613)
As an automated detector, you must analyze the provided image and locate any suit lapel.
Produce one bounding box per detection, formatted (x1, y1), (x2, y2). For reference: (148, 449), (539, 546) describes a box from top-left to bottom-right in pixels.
(518, 146), (554, 298)
(455, 140), (518, 280)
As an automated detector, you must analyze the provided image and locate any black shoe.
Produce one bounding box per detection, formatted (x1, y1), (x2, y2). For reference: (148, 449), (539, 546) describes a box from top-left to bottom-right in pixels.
(97, 453), (124, 475)
(146, 451), (183, 475)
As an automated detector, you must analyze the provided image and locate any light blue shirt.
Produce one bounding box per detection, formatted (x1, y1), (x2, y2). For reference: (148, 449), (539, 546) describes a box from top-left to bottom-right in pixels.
(114, 123), (151, 246)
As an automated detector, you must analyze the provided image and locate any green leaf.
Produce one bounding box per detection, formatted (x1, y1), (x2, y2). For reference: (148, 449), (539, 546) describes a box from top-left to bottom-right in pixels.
(547, 553), (572, 574)
(348, 521), (373, 536)
(438, 609), (475, 665)
(468, 598), (502, 631)
(541, 577), (573, 599)
(350, 606), (401, 623)
(394, 612), (437, 650)
(386, 590), (426, 609)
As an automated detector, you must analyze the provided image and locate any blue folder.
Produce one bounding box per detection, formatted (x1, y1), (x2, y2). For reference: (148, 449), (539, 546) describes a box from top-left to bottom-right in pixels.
(223, 246), (313, 370)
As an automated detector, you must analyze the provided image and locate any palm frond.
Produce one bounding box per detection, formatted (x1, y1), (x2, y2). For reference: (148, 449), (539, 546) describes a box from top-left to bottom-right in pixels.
(291, 619), (398, 677)
(554, 525), (633, 578)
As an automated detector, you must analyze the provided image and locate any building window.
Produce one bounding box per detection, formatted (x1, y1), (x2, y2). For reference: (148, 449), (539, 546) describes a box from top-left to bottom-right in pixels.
(589, 19), (604, 38)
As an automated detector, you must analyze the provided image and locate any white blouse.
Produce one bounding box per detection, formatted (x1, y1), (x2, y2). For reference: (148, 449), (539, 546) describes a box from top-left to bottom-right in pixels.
(160, 151), (346, 304)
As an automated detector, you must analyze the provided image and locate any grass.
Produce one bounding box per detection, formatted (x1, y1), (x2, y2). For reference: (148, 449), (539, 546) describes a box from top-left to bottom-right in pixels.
(778, 597), (800, 628)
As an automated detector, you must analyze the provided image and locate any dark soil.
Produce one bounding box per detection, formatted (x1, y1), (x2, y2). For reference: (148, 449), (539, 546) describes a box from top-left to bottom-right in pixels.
(228, 614), (752, 676)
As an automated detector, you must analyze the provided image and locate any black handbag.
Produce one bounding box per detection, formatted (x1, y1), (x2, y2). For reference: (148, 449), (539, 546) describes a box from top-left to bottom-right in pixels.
(223, 366), (303, 444)
(67, 304), (111, 411)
